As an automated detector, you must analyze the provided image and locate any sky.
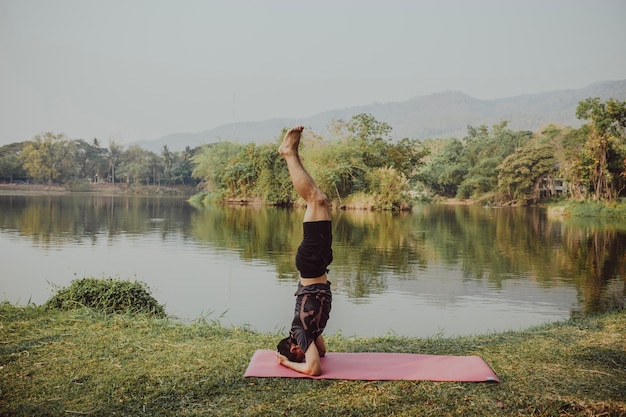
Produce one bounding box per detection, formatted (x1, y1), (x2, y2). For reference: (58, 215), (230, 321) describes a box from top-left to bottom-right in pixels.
(1, 0), (625, 146)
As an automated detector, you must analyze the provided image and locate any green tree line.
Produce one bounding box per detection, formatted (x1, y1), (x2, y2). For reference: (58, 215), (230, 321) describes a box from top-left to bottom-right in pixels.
(0, 134), (197, 187)
(191, 113), (427, 210)
(418, 97), (626, 205)
(2, 97), (625, 207)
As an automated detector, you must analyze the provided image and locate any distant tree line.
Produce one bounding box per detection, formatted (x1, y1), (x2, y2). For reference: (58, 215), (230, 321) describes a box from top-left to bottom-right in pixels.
(0, 135), (197, 187)
(1, 98), (625, 207)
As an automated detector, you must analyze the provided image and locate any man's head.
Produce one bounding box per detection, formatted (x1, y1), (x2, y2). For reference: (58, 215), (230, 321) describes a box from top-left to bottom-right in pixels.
(277, 336), (305, 362)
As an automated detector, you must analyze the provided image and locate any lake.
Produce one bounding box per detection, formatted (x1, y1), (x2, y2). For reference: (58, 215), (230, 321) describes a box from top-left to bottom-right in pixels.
(0, 193), (624, 338)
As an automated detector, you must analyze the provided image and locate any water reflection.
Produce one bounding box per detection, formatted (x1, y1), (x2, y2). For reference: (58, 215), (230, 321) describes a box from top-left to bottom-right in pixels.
(0, 194), (623, 336)
(0, 194), (194, 244)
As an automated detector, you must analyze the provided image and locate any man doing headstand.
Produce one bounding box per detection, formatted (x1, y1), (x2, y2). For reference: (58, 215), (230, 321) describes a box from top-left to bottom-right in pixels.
(276, 126), (333, 376)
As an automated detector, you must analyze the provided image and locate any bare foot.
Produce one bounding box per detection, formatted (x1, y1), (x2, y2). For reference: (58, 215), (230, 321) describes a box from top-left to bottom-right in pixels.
(279, 126), (304, 157)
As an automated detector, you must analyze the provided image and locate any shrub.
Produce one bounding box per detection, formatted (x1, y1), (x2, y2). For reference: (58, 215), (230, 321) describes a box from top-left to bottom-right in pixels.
(46, 277), (166, 317)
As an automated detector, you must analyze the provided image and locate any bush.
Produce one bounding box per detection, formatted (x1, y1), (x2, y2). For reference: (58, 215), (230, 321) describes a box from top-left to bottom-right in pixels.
(46, 277), (166, 317)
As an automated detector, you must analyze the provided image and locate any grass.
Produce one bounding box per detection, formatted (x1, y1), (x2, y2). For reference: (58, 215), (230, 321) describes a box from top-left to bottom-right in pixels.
(45, 278), (166, 318)
(1, 303), (624, 416)
(548, 200), (626, 219)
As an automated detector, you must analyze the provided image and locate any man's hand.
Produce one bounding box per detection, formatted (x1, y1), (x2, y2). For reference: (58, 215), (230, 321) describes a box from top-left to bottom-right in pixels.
(276, 351), (289, 365)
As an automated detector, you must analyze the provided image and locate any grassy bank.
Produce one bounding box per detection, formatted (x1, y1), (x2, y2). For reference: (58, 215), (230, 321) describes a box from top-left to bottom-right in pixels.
(548, 200), (626, 219)
(1, 304), (624, 417)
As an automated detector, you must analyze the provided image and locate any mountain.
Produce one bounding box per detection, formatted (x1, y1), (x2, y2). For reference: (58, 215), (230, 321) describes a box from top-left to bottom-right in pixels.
(133, 80), (626, 152)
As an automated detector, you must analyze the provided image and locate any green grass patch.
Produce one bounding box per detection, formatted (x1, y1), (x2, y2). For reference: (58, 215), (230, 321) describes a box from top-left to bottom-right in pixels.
(1, 303), (624, 416)
(45, 278), (166, 318)
(548, 200), (626, 219)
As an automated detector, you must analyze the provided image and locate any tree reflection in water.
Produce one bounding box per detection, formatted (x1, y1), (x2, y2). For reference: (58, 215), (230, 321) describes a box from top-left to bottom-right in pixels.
(1, 195), (623, 332)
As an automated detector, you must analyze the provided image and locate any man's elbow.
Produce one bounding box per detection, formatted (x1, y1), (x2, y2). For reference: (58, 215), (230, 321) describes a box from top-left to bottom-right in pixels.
(304, 363), (322, 376)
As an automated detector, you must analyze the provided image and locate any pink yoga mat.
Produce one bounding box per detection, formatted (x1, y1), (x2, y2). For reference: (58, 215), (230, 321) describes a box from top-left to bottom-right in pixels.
(244, 350), (500, 382)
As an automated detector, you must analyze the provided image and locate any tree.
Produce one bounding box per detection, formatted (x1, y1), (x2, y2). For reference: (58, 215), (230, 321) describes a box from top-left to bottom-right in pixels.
(192, 142), (243, 191)
(72, 138), (108, 182)
(218, 144), (260, 200)
(306, 136), (364, 204)
(161, 145), (175, 185)
(171, 146), (196, 185)
(497, 141), (557, 204)
(0, 152), (22, 182)
(0, 142), (29, 182)
(117, 145), (152, 185)
(457, 157), (500, 199)
(575, 98), (626, 200)
(416, 138), (467, 196)
(367, 166), (411, 210)
(541, 125), (587, 199)
(347, 113), (393, 169)
(457, 122), (532, 199)
(147, 151), (162, 186)
(21, 133), (71, 184)
(107, 141), (124, 183)
(386, 137), (429, 186)
(251, 142), (292, 204)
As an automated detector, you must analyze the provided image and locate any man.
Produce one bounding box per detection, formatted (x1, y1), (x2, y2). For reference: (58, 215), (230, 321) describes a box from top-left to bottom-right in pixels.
(275, 125), (333, 376)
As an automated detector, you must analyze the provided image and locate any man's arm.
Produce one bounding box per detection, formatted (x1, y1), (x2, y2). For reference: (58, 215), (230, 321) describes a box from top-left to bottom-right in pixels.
(315, 334), (326, 357)
(276, 342), (322, 376)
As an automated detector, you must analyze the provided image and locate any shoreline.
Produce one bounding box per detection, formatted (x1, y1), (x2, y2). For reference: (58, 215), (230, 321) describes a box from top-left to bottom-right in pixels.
(0, 182), (196, 197)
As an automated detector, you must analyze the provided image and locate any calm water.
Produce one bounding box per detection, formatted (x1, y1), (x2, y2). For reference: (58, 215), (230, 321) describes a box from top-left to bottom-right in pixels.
(0, 194), (624, 338)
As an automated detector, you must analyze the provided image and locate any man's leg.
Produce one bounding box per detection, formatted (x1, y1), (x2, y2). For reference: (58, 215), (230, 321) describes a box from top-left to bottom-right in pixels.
(279, 126), (330, 222)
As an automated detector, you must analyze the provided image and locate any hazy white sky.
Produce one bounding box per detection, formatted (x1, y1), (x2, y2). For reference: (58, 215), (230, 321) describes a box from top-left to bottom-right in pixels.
(1, 0), (625, 145)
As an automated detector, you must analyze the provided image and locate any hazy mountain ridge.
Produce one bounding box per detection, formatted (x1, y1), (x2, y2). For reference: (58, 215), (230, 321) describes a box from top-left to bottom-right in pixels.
(134, 80), (626, 151)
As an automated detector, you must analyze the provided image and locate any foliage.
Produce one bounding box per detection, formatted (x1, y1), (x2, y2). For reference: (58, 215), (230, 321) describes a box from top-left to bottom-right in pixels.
(458, 122), (532, 200)
(549, 199), (626, 219)
(416, 103), (625, 205)
(416, 137), (468, 197)
(305, 132), (369, 204)
(191, 141), (243, 191)
(191, 114), (427, 210)
(575, 98), (626, 201)
(5, 98), (626, 208)
(347, 113), (394, 169)
(117, 145), (152, 185)
(496, 140), (557, 204)
(71, 138), (108, 182)
(366, 166), (412, 210)
(456, 156), (500, 199)
(107, 140), (123, 184)
(20, 133), (72, 184)
(386, 137), (429, 185)
(167, 146), (195, 185)
(416, 122), (530, 200)
(45, 277), (166, 317)
(1, 303), (624, 416)
(0, 142), (29, 182)
(5, 134), (199, 187)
